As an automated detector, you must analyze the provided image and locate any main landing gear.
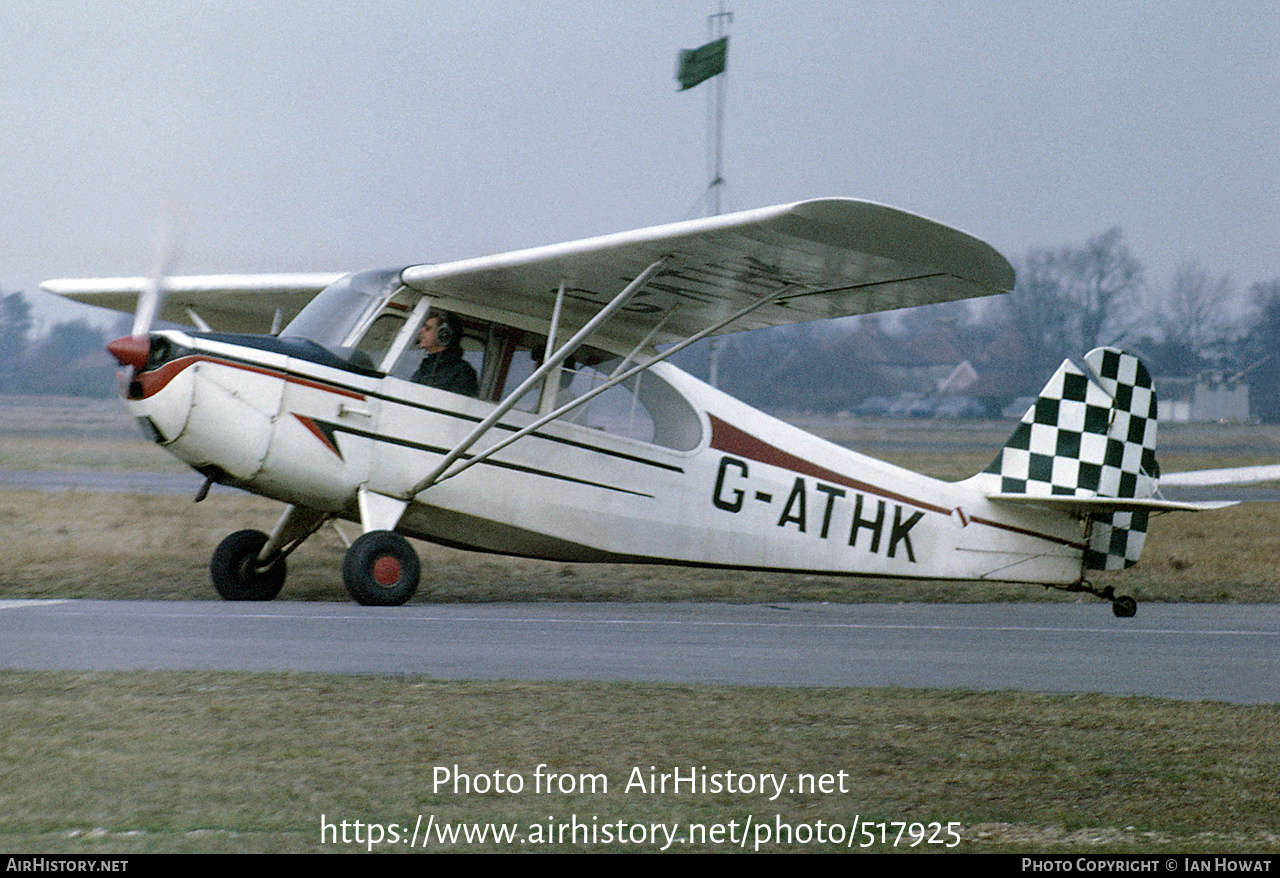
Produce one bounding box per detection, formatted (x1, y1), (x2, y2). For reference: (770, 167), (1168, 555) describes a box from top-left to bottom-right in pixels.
(342, 530), (420, 606)
(1054, 580), (1138, 618)
(209, 506), (421, 606)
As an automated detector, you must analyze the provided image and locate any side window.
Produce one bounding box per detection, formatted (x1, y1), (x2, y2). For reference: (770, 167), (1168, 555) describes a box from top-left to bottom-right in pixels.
(459, 335), (485, 392)
(394, 319), (703, 452)
(498, 336), (547, 412)
(387, 311), (486, 397)
(493, 343), (702, 450)
(556, 358), (655, 444)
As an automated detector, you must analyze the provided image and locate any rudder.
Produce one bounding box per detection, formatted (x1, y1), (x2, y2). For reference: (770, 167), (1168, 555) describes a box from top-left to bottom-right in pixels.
(984, 347), (1160, 570)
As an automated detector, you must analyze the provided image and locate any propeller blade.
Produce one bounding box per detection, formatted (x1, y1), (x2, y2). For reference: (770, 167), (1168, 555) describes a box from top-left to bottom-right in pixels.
(131, 207), (188, 338)
(131, 278), (163, 338)
(112, 208), (189, 388)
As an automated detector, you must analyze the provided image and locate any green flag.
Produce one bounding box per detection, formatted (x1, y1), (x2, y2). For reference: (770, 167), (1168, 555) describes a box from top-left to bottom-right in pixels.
(676, 36), (728, 91)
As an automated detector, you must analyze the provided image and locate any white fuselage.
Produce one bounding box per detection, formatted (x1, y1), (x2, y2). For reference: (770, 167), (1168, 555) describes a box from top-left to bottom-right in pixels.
(126, 330), (1087, 585)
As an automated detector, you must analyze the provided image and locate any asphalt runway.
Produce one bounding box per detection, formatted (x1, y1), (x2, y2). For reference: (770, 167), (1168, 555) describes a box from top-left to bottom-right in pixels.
(1, 599), (1276, 704)
(0, 469), (220, 496)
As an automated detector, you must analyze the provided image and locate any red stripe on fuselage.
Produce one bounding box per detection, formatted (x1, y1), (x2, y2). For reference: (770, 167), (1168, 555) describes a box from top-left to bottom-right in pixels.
(707, 413), (1085, 550)
(134, 354), (367, 402)
(709, 414), (952, 515)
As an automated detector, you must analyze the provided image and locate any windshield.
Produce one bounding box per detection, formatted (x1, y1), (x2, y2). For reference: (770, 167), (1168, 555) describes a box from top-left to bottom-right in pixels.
(282, 268), (403, 349)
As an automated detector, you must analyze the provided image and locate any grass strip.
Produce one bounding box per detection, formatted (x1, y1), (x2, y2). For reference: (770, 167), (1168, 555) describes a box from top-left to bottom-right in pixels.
(0, 672), (1275, 853)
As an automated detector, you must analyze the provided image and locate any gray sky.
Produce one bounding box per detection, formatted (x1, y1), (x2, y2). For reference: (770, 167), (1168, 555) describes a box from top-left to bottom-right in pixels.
(3, 1), (1277, 328)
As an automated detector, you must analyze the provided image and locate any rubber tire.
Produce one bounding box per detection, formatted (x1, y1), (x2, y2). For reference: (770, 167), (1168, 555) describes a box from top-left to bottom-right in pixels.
(1112, 596), (1138, 618)
(343, 530), (420, 606)
(210, 529), (287, 601)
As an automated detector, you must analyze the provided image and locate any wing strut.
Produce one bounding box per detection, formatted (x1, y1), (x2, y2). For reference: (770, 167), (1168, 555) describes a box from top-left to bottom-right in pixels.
(419, 282), (799, 491)
(537, 280), (568, 413)
(608, 305), (679, 380)
(545, 280), (566, 358)
(405, 258), (669, 497)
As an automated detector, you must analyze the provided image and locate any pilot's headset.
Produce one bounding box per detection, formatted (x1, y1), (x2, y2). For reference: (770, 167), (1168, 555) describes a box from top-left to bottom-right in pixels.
(431, 311), (458, 349)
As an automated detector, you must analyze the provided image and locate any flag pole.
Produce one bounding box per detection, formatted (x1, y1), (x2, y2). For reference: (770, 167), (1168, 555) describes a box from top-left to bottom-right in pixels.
(706, 3), (731, 386)
(706, 1), (732, 218)
(676, 4), (732, 386)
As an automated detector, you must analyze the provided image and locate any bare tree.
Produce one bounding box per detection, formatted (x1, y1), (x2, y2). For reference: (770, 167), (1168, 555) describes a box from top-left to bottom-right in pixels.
(1246, 279), (1280, 422)
(996, 252), (1077, 377)
(1159, 260), (1236, 359)
(0, 291), (32, 365)
(1066, 227), (1145, 351)
(995, 227), (1144, 376)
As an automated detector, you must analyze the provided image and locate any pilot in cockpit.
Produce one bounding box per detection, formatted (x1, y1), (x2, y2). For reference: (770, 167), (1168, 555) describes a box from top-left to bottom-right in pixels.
(411, 311), (478, 397)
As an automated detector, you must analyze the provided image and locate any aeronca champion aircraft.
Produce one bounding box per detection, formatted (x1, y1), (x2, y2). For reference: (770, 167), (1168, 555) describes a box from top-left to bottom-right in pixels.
(43, 199), (1262, 616)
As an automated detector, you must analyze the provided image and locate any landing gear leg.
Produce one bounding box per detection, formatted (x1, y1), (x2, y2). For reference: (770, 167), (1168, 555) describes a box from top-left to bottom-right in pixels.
(209, 504), (327, 601)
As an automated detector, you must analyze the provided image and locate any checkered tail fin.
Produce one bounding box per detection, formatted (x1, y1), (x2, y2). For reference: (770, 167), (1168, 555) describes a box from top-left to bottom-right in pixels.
(983, 347), (1160, 571)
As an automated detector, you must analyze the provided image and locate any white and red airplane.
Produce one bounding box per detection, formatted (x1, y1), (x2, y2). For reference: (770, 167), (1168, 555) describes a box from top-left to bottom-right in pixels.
(43, 199), (1262, 616)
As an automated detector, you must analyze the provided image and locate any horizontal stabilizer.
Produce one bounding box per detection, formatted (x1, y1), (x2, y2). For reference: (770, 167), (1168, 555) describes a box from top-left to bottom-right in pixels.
(1159, 465), (1280, 487)
(987, 494), (1236, 513)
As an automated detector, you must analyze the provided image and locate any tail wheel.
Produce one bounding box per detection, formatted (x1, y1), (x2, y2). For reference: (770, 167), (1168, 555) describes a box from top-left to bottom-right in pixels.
(343, 530), (420, 606)
(210, 529), (287, 601)
(1112, 596), (1138, 618)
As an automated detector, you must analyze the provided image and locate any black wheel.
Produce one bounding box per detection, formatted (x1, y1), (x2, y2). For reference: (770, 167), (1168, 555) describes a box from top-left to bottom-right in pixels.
(210, 529), (286, 601)
(343, 530), (420, 606)
(1112, 596), (1138, 618)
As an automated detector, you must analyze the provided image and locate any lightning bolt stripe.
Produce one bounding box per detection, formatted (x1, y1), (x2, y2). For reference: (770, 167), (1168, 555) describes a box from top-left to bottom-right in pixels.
(293, 414), (343, 458)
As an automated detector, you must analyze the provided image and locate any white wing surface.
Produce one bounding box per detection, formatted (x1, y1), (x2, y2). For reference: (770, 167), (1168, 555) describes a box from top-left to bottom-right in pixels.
(40, 273), (345, 334)
(43, 199), (1013, 342)
(401, 198), (1014, 345)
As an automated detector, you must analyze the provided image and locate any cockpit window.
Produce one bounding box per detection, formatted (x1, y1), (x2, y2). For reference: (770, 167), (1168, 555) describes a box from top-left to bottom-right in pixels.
(343, 311), (406, 372)
(282, 269), (403, 350)
(287, 280), (702, 449)
(387, 313), (487, 397)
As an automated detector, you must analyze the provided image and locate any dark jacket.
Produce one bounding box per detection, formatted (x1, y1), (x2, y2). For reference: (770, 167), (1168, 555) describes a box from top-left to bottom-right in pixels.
(411, 346), (478, 397)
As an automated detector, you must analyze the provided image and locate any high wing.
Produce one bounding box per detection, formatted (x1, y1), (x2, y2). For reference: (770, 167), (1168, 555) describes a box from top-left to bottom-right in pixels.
(401, 198), (1015, 347)
(40, 273), (345, 334)
(42, 199), (1013, 343)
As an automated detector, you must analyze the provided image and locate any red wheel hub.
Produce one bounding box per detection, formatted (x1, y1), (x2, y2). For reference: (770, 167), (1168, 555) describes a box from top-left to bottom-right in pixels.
(372, 555), (402, 586)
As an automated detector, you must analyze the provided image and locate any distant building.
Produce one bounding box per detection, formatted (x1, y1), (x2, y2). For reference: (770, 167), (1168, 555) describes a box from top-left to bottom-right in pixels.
(1156, 375), (1252, 422)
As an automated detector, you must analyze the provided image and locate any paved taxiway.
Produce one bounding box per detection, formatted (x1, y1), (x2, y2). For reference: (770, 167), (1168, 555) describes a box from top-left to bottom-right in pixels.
(0, 599), (1276, 704)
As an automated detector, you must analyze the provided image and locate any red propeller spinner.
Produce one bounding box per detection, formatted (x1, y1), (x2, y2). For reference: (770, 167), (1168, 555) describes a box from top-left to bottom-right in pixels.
(106, 334), (150, 371)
